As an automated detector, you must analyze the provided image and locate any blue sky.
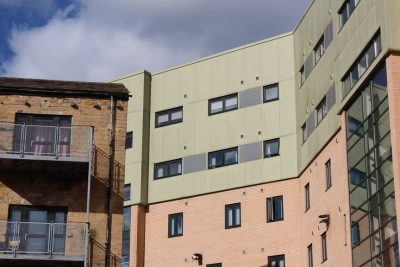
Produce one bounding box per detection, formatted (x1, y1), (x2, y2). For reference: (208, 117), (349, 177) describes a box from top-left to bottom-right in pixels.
(0, 0), (311, 82)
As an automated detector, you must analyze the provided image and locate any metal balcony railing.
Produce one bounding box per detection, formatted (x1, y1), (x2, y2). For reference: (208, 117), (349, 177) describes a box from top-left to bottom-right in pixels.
(0, 220), (88, 261)
(0, 122), (92, 162)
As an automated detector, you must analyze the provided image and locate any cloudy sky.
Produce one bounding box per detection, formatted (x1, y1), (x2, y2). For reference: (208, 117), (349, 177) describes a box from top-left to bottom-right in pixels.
(0, 0), (311, 82)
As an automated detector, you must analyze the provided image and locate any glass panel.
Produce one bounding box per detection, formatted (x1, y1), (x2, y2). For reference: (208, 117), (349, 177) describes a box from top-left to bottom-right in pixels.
(265, 140), (279, 157)
(234, 206), (240, 225)
(170, 110), (182, 121)
(350, 184), (368, 210)
(382, 243), (400, 267)
(155, 164), (168, 178)
(265, 86), (278, 101)
(169, 161), (182, 176)
(224, 149), (237, 165)
(348, 136), (365, 170)
(227, 208), (233, 227)
(157, 113), (169, 125)
(351, 65), (360, 87)
(366, 43), (376, 67)
(170, 217), (176, 236)
(225, 96), (238, 110)
(353, 237), (372, 266)
(210, 100), (223, 114)
(350, 167), (367, 190)
(358, 53), (367, 77)
(275, 198), (283, 220)
(347, 94), (363, 139)
(209, 152), (223, 168)
(343, 75), (352, 96)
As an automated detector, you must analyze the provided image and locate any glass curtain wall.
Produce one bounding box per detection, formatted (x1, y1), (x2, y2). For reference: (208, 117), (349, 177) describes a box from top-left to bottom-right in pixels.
(346, 64), (399, 266)
(122, 207), (131, 267)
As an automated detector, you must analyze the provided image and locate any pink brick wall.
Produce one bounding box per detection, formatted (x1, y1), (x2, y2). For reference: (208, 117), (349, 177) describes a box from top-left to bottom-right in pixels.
(134, 125), (353, 267)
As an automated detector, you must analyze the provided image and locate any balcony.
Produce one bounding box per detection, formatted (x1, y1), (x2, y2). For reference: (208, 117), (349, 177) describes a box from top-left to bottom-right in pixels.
(0, 221), (88, 262)
(0, 122), (92, 162)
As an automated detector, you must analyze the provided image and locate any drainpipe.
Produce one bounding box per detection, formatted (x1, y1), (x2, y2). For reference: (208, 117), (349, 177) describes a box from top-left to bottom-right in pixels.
(105, 96), (115, 267)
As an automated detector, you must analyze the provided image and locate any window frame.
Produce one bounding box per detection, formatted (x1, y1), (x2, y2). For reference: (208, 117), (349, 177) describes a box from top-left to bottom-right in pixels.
(263, 138), (280, 158)
(314, 36), (325, 65)
(302, 123), (307, 144)
(208, 93), (238, 116)
(225, 203), (241, 229)
(155, 106), (183, 128)
(208, 147), (238, 169)
(168, 212), (183, 238)
(321, 232), (328, 262)
(124, 184), (131, 201)
(154, 158), (182, 180)
(325, 160), (332, 190)
(267, 195), (284, 223)
(316, 97), (327, 125)
(263, 83), (279, 103)
(305, 183), (310, 212)
(308, 244), (313, 267)
(268, 254), (285, 267)
(125, 131), (133, 149)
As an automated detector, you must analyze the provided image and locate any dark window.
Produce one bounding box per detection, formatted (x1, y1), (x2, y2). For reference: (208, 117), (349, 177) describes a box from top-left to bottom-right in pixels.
(268, 254), (285, 267)
(263, 84), (279, 102)
(209, 93), (238, 115)
(302, 123), (307, 143)
(351, 222), (360, 246)
(122, 207), (131, 267)
(124, 184), (131, 201)
(168, 213), (183, 237)
(325, 160), (332, 189)
(316, 97), (327, 125)
(339, 0), (359, 29)
(225, 203), (241, 229)
(208, 147), (238, 169)
(154, 159), (182, 180)
(125, 131), (133, 149)
(314, 36), (325, 65)
(267, 196), (284, 222)
(305, 183), (310, 211)
(308, 244), (313, 267)
(342, 31), (381, 98)
(300, 66), (305, 86)
(206, 264), (222, 267)
(155, 107), (183, 128)
(264, 139), (280, 158)
(321, 232), (327, 262)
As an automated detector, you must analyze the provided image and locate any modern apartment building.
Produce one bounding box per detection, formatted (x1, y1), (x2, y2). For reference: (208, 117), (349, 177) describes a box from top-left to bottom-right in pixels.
(0, 78), (129, 267)
(113, 0), (400, 266)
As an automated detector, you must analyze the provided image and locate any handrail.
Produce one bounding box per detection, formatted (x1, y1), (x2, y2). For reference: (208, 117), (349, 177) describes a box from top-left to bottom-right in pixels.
(0, 220), (88, 259)
(0, 122), (92, 161)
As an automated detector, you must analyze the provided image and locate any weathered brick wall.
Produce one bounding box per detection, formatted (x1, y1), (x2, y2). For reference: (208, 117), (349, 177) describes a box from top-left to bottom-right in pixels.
(0, 94), (127, 267)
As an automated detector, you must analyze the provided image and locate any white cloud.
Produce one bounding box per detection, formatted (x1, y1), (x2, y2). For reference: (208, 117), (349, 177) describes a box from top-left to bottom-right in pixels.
(2, 0), (311, 82)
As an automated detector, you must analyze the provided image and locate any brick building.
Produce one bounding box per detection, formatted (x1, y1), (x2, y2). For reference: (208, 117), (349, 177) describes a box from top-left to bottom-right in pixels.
(115, 0), (400, 266)
(0, 78), (129, 267)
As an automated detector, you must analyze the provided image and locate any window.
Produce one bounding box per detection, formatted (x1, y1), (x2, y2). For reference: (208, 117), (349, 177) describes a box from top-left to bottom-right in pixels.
(314, 36), (325, 65)
(263, 84), (279, 102)
(321, 232), (327, 262)
(325, 160), (332, 189)
(168, 213), (183, 237)
(308, 244), (313, 267)
(305, 183), (310, 211)
(155, 107), (183, 128)
(208, 147), (238, 169)
(206, 264), (222, 267)
(267, 196), (284, 222)
(225, 203), (241, 229)
(122, 207), (131, 267)
(124, 184), (131, 201)
(316, 97), (327, 125)
(125, 131), (133, 149)
(351, 222), (360, 246)
(302, 123), (307, 144)
(347, 116), (363, 137)
(268, 255), (285, 267)
(154, 159), (182, 180)
(342, 31), (381, 98)
(209, 93), (238, 115)
(264, 139), (280, 158)
(339, 0), (359, 29)
(300, 66), (305, 86)
(14, 113), (72, 156)
(349, 169), (366, 188)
